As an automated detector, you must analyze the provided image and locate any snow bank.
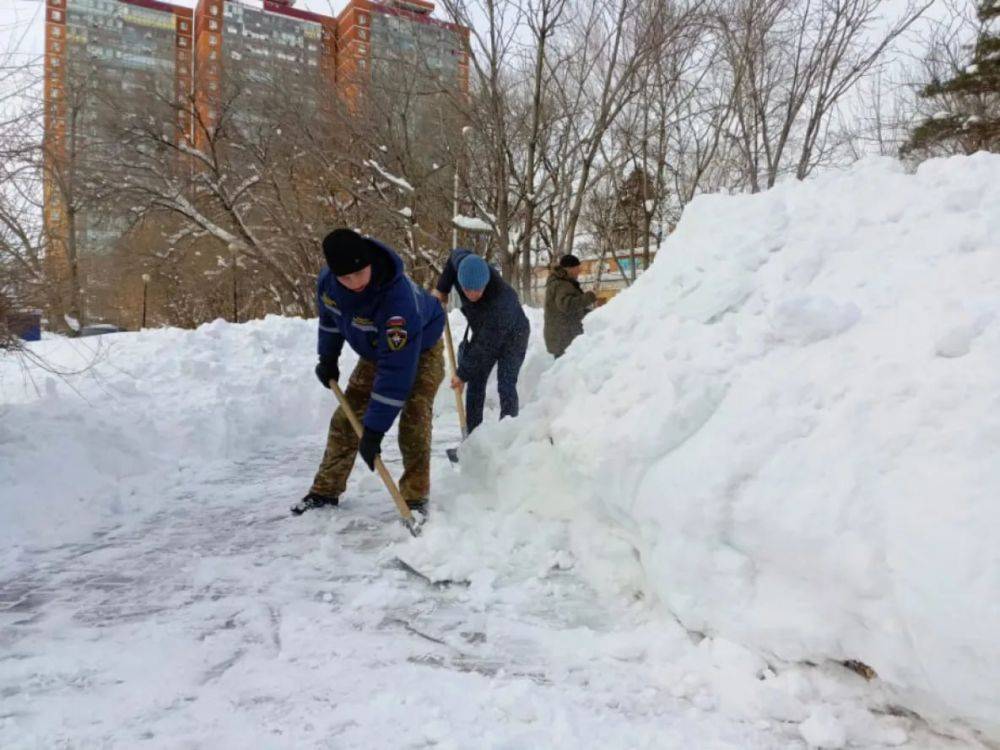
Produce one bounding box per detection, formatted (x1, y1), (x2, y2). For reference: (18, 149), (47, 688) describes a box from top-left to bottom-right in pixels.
(428, 155), (1000, 739)
(0, 317), (326, 558)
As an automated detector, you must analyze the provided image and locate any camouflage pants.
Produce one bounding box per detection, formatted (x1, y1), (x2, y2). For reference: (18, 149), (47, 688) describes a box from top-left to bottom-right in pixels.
(311, 340), (445, 502)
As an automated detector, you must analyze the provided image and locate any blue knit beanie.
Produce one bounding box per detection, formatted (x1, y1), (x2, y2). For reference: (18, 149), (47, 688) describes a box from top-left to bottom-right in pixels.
(457, 254), (490, 292)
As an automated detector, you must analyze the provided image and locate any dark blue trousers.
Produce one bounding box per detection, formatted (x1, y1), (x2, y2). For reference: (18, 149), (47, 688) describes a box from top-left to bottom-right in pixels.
(463, 324), (530, 433)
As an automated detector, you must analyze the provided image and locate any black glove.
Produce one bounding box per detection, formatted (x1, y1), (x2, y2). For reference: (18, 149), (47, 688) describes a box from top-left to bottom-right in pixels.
(315, 357), (339, 388)
(358, 427), (384, 471)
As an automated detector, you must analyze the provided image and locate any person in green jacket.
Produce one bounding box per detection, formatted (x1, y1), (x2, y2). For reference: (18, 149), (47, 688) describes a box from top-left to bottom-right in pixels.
(543, 254), (597, 358)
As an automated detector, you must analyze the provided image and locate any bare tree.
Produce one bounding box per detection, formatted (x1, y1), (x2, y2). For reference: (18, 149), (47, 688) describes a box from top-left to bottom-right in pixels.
(102, 69), (336, 318)
(547, 0), (675, 259)
(440, 0), (529, 284)
(718, 0), (932, 191)
(0, 21), (45, 350)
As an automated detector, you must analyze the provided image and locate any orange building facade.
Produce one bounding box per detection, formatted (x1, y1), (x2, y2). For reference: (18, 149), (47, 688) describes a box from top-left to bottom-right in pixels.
(191, 0), (338, 147)
(43, 0), (194, 286)
(336, 0), (469, 108)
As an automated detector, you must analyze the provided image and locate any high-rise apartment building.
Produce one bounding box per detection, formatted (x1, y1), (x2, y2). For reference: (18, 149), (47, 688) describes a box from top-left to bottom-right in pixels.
(44, 0), (193, 281)
(43, 0), (469, 324)
(192, 0), (337, 146)
(336, 0), (469, 107)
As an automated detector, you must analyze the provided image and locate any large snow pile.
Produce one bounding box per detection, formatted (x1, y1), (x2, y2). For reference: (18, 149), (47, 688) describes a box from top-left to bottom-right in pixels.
(416, 155), (1000, 739)
(0, 309), (547, 566)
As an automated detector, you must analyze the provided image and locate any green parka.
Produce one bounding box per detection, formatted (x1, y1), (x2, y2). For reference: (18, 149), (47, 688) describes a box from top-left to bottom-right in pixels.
(543, 267), (596, 357)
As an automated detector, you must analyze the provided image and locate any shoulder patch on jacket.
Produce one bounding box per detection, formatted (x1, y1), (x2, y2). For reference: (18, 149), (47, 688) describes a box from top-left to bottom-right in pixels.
(321, 292), (338, 309)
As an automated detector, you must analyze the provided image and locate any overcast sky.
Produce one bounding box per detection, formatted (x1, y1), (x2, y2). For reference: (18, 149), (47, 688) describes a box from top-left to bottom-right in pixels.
(2, 0), (958, 60)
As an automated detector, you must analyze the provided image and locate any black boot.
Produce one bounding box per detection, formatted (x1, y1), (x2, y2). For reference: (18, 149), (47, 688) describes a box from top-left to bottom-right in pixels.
(291, 492), (339, 516)
(406, 498), (429, 517)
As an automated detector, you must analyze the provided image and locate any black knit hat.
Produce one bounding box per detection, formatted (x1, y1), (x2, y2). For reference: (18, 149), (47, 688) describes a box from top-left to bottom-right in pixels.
(323, 228), (373, 276)
(559, 254), (581, 268)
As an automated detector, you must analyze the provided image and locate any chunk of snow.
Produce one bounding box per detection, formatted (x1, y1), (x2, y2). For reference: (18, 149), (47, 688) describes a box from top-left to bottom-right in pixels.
(362, 159), (413, 193)
(452, 214), (493, 233)
(800, 709), (847, 749)
(934, 323), (975, 357)
(768, 296), (861, 345)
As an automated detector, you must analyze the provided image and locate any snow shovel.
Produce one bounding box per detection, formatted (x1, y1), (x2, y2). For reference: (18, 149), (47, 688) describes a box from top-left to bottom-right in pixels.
(329, 380), (422, 537)
(442, 314), (467, 464)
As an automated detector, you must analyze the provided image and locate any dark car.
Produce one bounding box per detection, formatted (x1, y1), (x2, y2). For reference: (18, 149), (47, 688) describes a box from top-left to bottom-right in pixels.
(78, 324), (123, 337)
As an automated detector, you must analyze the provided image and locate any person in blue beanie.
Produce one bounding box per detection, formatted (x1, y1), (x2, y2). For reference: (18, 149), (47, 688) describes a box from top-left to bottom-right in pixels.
(433, 249), (530, 433)
(293, 228), (446, 516)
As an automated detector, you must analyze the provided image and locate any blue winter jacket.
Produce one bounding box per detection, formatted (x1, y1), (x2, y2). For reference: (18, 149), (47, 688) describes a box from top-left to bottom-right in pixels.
(435, 249), (529, 383)
(317, 240), (445, 433)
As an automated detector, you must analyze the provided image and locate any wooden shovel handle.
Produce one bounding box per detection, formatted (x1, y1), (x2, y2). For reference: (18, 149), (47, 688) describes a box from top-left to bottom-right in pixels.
(443, 314), (468, 438)
(329, 380), (415, 525)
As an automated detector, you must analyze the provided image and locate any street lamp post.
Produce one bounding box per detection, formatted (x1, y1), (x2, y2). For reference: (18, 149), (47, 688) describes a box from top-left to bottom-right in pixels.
(452, 125), (474, 251)
(229, 243), (239, 323)
(452, 162), (460, 250)
(141, 273), (150, 329)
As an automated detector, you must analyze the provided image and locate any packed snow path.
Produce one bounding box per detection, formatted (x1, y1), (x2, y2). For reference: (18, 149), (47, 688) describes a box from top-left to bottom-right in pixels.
(0, 425), (986, 748)
(0, 429), (763, 748)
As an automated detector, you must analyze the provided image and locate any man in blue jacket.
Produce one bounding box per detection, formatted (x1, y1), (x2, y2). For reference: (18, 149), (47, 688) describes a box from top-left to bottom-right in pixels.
(293, 229), (446, 516)
(433, 249), (530, 433)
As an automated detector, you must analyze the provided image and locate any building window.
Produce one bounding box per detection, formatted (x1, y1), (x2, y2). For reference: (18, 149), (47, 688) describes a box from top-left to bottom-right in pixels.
(178, 36), (188, 47)
(209, 19), (218, 30)
(52, 27), (62, 37)
(208, 35), (217, 46)
(209, 5), (219, 16)
(358, 13), (368, 25)
(209, 49), (218, 60)
(359, 29), (368, 40)
(179, 20), (189, 31)
(51, 10), (63, 21)
(357, 58), (366, 70)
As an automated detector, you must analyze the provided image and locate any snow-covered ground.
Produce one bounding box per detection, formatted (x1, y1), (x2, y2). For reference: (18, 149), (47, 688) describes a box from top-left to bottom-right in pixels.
(2, 155), (998, 748)
(1, 317), (979, 750)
